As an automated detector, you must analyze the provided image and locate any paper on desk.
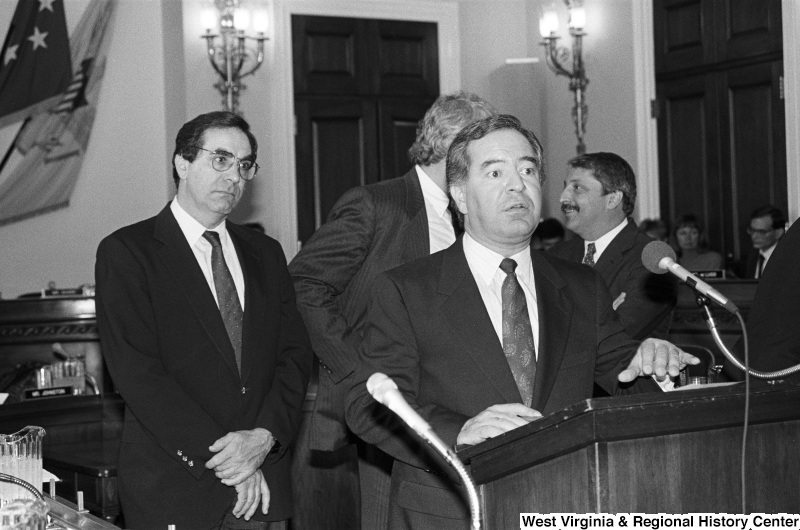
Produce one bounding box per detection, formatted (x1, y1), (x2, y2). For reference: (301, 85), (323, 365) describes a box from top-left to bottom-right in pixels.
(674, 381), (741, 391)
(43, 469), (61, 482)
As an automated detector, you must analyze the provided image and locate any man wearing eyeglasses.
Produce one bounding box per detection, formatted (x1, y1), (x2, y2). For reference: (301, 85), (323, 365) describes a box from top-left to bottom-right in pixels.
(745, 205), (786, 279)
(95, 111), (313, 529)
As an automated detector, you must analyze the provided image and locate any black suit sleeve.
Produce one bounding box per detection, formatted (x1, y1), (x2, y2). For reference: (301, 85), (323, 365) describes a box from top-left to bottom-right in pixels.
(96, 235), (225, 477)
(256, 247), (314, 456)
(613, 257), (676, 341)
(289, 187), (378, 383)
(345, 272), (470, 468)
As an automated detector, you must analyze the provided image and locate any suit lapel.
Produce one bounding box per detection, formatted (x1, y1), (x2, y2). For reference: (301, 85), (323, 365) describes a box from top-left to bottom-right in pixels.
(153, 206), (240, 378)
(594, 218), (635, 282)
(399, 169), (430, 263)
(229, 225), (264, 384)
(439, 241), (522, 404)
(530, 250), (573, 410)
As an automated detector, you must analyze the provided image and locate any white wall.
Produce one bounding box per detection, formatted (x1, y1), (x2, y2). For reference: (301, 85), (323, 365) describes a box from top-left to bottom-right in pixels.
(0, 0), (181, 298)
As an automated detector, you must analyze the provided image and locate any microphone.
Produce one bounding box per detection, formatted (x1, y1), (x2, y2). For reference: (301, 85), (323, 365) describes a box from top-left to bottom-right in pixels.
(641, 241), (738, 314)
(367, 373), (482, 530)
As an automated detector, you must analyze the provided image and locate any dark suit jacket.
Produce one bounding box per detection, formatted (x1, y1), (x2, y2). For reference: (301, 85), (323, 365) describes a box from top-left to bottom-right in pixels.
(289, 170), (430, 450)
(95, 206), (312, 529)
(549, 218), (677, 340)
(345, 240), (656, 530)
(732, 222), (800, 380)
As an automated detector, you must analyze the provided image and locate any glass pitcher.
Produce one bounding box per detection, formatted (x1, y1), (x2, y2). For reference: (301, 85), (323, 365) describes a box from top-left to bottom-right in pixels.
(0, 426), (45, 506)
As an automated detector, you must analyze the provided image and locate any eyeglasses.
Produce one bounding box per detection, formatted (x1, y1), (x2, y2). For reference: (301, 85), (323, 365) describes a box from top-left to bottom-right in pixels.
(746, 226), (774, 236)
(193, 146), (259, 181)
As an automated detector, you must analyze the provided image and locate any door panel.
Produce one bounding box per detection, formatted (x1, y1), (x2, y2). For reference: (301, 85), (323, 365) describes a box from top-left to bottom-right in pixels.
(654, 0), (714, 74)
(372, 20), (439, 97)
(294, 98), (378, 242)
(719, 60), (786, 259)
(292, 16), (369, 96)
(657, 74), (721, 249)
(378, 98), (435, 181)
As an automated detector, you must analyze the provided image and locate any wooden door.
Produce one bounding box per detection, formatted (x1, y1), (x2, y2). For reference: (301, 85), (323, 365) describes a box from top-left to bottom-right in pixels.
(293, 15), (438, 244)
(718, 60), (786, 259)
(654, 0), (785, 268)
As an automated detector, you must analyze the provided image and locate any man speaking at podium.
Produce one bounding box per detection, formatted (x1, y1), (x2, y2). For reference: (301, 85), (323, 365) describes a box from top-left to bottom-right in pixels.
(345, 115), (696, 530)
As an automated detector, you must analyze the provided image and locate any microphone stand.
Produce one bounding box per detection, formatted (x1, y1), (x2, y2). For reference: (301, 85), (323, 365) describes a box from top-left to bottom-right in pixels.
(694, 293), (800, 380)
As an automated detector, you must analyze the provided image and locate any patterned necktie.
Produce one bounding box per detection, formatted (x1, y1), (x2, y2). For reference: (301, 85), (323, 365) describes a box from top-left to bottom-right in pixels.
(582, 242), (596, 267)
(203, 231), (243, 373)
(499, 258), (536, 407)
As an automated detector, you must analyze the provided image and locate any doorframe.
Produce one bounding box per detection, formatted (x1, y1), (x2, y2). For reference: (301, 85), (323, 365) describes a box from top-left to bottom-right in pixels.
(631, 0), (800, 223)
(270, 0), (460, 258)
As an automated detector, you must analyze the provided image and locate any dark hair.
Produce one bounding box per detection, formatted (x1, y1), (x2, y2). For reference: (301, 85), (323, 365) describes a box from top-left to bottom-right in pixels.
(639, 218), (668, 241)
(567, 152), (637, 216)
(534, 218), (565, 240)
(673, 213), (710, 256)
(407, 91), (497, 166)
(445, 114), (545, 190)
(750, 205), (786, 229)
(172, 111), (258, 187)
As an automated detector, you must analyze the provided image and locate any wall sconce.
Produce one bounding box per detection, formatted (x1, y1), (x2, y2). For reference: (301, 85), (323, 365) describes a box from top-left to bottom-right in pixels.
(201, 0), (269, 114)
(540, 1), (589, 155)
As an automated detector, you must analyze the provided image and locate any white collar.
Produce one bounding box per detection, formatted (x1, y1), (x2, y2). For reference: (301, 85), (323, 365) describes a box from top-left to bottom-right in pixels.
(170, 198), (228, 246)
(462, 232), (532, 287)
(416, 165), (450, 217)
(586, 218), (628, 261)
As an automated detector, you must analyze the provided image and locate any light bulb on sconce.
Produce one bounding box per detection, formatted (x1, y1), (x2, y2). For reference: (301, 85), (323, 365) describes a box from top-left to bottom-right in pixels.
(201, 0), (269, 114)
(568, 7), (586, 30)
(539, 10), (559, 38)
(540, 0), (589, 155)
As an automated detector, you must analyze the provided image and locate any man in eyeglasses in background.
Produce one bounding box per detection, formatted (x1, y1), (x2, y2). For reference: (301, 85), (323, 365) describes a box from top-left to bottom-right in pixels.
(745, 205), (786, 279)
(95, 111), (313, 529)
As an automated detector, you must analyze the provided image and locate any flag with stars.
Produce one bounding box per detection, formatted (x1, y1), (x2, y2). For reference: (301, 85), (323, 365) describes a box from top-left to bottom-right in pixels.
(0, 0), (115, 226)
(0, 0), (72, 127)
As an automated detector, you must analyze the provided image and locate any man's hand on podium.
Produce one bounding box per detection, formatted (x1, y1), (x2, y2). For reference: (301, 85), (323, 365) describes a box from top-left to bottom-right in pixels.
(618, 338), (700, 383)
(456, 403), (542, 446)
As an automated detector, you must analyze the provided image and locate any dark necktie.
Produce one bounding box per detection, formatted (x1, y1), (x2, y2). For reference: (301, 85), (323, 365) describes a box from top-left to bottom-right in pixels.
(756, 253), (765, 279)
(582, 242), (596, 267)
(500, 258), (536, 407)
(203, 231), (243, 373)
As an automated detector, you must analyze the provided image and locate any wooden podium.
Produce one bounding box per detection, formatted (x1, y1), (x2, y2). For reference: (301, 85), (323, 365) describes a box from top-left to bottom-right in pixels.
(459, 382), (800, 525)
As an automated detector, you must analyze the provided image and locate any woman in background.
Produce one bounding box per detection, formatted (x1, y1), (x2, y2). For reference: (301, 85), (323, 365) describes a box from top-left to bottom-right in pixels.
(673, 214), (724, 271)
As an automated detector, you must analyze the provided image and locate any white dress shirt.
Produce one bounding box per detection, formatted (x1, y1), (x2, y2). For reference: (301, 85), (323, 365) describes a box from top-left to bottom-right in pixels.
(171, 199), (245, 309)
(584, 218), (628, 262)
(416, 165), (456, 254)
(462, 233), (539, 357)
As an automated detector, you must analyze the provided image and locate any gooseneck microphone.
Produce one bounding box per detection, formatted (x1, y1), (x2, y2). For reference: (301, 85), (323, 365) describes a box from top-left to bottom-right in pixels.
(367, 373), (482, 530)
(641, 240), (739, 314)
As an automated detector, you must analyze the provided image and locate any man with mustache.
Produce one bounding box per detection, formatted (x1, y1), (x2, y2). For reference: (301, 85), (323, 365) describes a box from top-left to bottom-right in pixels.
(345, 116), (697, 530)
(550, 152), (676, 342)
(96, 111), (313, 529)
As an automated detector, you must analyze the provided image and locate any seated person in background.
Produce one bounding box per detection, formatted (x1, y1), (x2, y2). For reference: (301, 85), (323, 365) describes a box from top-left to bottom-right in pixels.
(531, 217), (565, 251)
(744, 205), (786, 279)
(639, 218), (668, 242)
(550, 152), (676, 341)
(673, 214), (723, 271)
